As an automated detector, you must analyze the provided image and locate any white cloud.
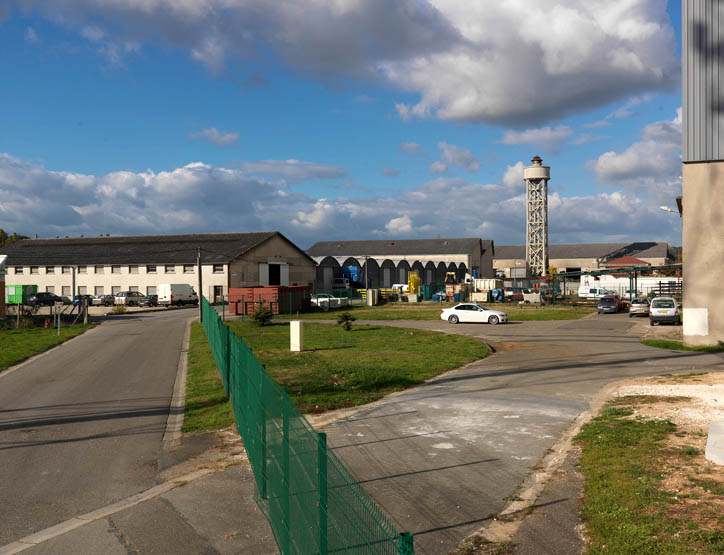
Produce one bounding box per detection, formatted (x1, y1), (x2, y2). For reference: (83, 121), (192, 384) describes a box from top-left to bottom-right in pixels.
(24, 27), (39, 44)
(189, 127), (239, 147)
(0, 152), (681, 248)
(16, 0), (678, 125)
(501, 126), (573, 152)
(429, 161), (447, 174)
(400, 142), (423, 156)
(382, 167), (400, 177)
(240, 159), (346, 180)
(385, 215), (413, 234)
(437, 141), (480, 171)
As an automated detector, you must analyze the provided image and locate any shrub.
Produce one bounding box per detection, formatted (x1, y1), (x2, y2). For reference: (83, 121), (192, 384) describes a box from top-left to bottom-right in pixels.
(251, 302), (274, 326)
(337, 312), (356, 331)
(111, 305), (127, 314)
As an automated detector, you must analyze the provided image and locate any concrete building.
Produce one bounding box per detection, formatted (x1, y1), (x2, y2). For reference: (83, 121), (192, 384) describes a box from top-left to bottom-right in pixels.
(682, 1), (723, 345)
(494, 242), (675, 278)
(0, 232), (317, 302)
(307, 238), (494, 289)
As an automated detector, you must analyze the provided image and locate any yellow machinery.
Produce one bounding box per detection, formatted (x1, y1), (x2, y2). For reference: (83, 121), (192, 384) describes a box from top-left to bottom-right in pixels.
(407, 272), (422, 295)
(444, 272), (457, 285)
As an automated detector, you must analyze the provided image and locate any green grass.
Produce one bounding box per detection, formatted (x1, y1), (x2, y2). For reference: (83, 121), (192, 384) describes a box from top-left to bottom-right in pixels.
(183, 319), (489, 430)
(294, 303), (594, 322)
(576, 397), (724, 554)
(0, 325), (92, 372)
(641, 339), (724, 353)
(182, 323), (233, 432)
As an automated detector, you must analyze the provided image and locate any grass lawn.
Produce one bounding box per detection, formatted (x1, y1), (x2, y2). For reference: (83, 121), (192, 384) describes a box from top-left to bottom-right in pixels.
(0, 325), (92, 372)
(641, 339), (724, 353)
(183, 320), (488, 430)
(294, 303), (594, 321)
(576, 397), (724, 554)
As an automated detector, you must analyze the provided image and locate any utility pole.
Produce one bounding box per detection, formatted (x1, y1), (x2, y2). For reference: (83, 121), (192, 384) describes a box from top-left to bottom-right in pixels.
(197, 247), (203, 323)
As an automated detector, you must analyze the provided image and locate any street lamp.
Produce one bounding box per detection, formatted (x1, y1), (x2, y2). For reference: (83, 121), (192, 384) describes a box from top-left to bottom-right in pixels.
(660, 205), (679, 215)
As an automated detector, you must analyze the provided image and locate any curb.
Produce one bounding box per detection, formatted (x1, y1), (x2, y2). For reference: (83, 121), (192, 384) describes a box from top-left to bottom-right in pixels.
(163, 318), (192, 448)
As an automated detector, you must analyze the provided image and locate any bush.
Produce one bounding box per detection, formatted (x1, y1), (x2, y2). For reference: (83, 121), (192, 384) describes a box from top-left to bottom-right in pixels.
(251, 302), (274, 326)
(337, 312), (356, 331)
(111, 305), (127, 314)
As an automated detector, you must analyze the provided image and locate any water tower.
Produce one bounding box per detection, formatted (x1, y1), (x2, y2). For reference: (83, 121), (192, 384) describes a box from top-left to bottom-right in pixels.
(524, 155), (550, 276)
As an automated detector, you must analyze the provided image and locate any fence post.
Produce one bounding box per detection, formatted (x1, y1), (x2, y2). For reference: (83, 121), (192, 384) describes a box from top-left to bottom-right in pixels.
(318, 432), (328, 555)
(282, 390), (291, 555)
(398, 532), (414, 555)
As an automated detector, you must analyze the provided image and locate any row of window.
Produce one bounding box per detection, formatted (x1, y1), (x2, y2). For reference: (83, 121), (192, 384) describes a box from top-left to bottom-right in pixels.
(45, 285), (157, 296)
(14, 264), (224, 275)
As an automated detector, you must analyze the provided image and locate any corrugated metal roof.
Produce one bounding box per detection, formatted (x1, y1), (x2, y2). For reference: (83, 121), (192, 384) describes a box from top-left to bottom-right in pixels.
(494, 242), (672, 261)
(307, 238), (491, 257)
(0, 232), (287, 265)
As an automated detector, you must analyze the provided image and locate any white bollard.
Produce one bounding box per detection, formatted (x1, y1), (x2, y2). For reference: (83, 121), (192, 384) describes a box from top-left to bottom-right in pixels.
(290, 320), (303, 352)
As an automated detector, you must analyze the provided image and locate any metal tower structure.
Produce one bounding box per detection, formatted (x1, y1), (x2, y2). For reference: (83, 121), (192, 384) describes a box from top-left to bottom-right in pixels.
(524, 155), (550, 276)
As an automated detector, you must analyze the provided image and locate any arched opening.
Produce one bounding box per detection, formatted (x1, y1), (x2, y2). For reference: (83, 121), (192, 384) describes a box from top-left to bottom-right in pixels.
(380, 259), (396, 288)
(424, 261), (436, 284)
(411, 261), (425, 283)
(317, 256), (341, 291)
(396, 260), (410, 285)
(435, 262), (447, 284)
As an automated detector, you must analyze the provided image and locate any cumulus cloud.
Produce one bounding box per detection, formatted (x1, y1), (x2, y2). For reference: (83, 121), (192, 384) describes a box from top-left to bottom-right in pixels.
(0, 152), (681, 248)
(13, 0), (678, 125)
(400, 142), (423, 156)
(587, 109), (681, 185)
(429, 161), (447, 174)
(437, 141), (480, 171)
(501, 126), (573, 152)
(188, 127), (239, 147)
(382, 167), (400, 177)
(240, 159), (346, 181)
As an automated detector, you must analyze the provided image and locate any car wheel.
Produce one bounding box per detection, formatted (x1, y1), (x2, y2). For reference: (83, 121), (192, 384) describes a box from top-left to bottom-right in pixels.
(650, 319), (655, 326)
(489, 315), (499, 325)
(448, 315), (459, 324)
(629, 313), (633, 318)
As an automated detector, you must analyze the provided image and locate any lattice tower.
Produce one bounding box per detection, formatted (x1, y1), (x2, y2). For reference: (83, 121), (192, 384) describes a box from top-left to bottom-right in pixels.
(524, 155), (550, 276)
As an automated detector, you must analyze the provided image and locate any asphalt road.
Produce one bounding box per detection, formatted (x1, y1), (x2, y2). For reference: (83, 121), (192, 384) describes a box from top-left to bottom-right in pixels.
(317, 313), (724, 554)
(0, 310), (192, 545)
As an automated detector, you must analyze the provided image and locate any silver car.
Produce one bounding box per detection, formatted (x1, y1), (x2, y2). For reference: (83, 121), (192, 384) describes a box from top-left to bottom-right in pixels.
(649, 297), (681, 326)
(628, 297), (650, 317)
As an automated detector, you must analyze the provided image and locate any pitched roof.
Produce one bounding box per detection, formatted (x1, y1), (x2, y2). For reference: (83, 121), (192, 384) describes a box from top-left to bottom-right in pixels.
(600, 255), (650, 267)
(494, 242), (672, 261)
(0, 232), (290, 265)
(306, 238), (491, 258)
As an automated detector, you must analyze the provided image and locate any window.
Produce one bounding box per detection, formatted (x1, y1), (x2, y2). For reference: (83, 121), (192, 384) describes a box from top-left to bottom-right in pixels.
(129, 265), (139, 274)
(213, 264), (223, 273)
(146, 286), (157, 295)
(183, 264), (194, 273)
(111, 265), (121, 274)
(30, 266), (39, 275)
(62, 286), (71, 296)
(95, 286), (104, 296)
(46, 266), (55, 274)
(46, 286), (55, 293)
(129, 286), (139, 292)
(14, 267), (23, 274)
(146, 265), (157, 273)
(78, 286), (87, 295)
(112, 286), (121, 294)
(95, 265), (104, 274)
(78, 265), (87, 274)
(62, 266), (71, 274)
(165, 265), (175, 273)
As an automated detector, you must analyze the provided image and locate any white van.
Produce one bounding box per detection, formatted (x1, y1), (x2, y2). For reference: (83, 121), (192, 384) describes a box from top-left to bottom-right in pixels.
(578, 286), (615, 299)
(157, 284), (198, 306)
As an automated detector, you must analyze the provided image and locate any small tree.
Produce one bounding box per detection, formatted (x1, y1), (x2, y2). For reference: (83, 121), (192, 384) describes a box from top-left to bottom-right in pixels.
(251, 301), (274, 326)
(337, 312), (356, 331)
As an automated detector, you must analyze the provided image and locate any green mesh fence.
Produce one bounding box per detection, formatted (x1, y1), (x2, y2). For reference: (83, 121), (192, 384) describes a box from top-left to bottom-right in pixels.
(201, 297), (414, 554)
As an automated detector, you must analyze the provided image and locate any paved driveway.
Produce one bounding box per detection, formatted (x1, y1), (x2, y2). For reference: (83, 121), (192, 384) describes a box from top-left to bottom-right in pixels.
(317, 313), (724, 554)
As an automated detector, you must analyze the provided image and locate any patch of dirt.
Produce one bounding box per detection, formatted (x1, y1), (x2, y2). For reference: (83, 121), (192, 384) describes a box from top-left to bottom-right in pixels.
(446, 534), (514, 555)
(611, 373), (724, 541)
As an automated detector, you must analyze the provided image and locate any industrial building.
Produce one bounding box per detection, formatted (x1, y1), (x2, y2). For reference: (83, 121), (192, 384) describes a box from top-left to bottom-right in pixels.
(307, 238), (494, 289)
(493, 242), (676, 278)
(0, 232), (317, 302)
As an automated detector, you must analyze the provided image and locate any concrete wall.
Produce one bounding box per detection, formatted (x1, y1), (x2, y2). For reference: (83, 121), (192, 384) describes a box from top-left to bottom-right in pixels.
(683, 161), (724, 345)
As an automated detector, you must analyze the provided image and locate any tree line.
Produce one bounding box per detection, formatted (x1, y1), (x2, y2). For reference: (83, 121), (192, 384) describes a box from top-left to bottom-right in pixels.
(0, 230), (27, 248)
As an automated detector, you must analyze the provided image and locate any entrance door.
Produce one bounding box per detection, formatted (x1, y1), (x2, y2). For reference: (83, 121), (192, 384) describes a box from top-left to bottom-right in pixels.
(213, 286), (223, 303)
(382, 268), (391, 287)
(269, 264), (281, 286)
(323, 267), (333, 289)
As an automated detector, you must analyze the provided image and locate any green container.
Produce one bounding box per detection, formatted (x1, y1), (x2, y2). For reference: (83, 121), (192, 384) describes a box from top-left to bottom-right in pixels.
(5, 284), (38, 304)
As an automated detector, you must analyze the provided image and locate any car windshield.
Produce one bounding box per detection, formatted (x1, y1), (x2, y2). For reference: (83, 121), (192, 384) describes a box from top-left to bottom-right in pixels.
(599, 298), (616, 305)
(652, 299), (675, 308)
(632, 298), (648, 304)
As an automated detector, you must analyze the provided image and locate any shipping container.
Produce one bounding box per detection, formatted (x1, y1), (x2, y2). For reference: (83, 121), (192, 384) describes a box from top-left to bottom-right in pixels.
(5, 284), (38, 305)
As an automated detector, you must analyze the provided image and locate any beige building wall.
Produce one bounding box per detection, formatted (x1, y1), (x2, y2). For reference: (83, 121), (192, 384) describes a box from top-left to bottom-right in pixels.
(228, 234), (316, 288)
(682, 161), (723, 346)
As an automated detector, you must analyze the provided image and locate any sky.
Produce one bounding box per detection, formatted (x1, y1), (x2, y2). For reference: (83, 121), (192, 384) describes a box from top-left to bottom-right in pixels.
(0, 0), (685, 248)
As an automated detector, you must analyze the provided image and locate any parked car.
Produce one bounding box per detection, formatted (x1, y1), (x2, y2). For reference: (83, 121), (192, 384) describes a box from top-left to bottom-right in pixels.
(578, 287), (617, 299)
(310, 293), (348, 309)
(71, 294), (95, 307)
(157, 284), (198, 306)
(59, 296), (72, 305)
(431, 291), (448, 302)
(597, 296), (620, 314)
(441, 303), (508, 325)
(115, 291), (146, 306)
(92, 294), (116, 306)
(649, 297), (681, 326)
(139, 294), (158, 307)
(629, 297), (651, 318)
(27, 292), (63, 307)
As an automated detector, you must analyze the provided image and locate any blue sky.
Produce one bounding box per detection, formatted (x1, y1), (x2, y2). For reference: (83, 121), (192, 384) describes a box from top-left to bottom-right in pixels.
(0, 1), (684, 248)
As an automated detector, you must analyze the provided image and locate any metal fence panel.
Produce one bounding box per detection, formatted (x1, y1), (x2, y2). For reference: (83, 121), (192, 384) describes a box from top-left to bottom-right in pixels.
(201, 297), (413, 554)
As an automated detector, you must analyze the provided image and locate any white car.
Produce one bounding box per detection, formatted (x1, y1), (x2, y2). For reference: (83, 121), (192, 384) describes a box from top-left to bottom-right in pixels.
(441, 303), (508, 325)
(649, 297), (681, 326)
(310, 294), (349, 308)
